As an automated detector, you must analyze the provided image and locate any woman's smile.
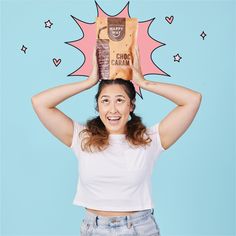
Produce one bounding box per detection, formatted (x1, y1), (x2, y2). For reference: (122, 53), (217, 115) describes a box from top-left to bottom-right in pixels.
(107, 115), (121, 125)
(98, 84), (133, 134)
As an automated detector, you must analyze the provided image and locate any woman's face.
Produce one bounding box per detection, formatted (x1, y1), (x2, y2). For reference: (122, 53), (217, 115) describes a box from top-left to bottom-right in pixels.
(98, 84), (133, 134)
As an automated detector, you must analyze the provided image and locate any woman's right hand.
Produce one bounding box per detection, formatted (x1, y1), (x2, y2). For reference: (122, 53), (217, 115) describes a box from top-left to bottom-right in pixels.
(87, 47), (100, 86)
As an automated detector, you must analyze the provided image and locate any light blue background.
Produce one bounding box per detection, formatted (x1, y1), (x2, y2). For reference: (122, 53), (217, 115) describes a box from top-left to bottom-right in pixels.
(1, 0), (235, 235)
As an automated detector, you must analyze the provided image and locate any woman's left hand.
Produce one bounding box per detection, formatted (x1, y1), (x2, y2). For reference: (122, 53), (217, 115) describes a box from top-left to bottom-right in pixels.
(130, 46), (146, 88)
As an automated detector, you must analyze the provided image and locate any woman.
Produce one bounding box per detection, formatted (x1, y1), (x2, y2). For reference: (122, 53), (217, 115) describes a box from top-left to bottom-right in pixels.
(31, 47), (202, 235)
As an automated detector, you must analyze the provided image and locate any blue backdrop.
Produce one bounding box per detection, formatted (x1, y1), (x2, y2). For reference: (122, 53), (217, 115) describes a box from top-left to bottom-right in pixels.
(1, 0), (235, 235)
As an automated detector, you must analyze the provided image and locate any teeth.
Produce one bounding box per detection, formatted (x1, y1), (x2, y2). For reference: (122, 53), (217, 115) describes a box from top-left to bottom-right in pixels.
(108, 117), (120, 120)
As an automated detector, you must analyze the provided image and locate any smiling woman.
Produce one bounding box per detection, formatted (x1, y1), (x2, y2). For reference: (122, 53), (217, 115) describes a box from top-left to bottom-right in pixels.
(31, 45), (201, 236)
(96, 80), (134, 135)
(79, 78), (152, 152)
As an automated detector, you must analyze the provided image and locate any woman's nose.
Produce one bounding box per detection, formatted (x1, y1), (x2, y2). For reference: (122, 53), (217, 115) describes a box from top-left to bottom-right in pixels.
(109, 102), (117, 112)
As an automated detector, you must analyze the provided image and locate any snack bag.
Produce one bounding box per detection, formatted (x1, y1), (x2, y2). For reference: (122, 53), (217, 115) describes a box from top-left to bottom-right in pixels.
(96, 17), (138, 80)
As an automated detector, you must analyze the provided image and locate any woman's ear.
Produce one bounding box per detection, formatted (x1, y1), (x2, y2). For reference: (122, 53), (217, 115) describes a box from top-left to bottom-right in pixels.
(130, 99), (135, 112)
(95, 104), (99, 112)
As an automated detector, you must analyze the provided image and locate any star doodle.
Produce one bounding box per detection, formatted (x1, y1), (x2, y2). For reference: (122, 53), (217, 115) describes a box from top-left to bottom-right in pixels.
(173, 53), (182, 62)
(21, 45), (27, 54)
(45, 20), (53, 28)
(200, 31), (207, 40)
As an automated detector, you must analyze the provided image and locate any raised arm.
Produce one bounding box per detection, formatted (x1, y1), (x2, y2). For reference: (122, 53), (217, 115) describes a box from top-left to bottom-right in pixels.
(31, 49), (99, 147)
(141, 81), (202, 150)
(131, 46), (202, 150)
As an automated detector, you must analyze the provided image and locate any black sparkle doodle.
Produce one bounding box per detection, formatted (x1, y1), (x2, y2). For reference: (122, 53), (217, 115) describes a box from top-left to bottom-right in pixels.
(21, 45), (27, 54)
(200, 31), (207, 40)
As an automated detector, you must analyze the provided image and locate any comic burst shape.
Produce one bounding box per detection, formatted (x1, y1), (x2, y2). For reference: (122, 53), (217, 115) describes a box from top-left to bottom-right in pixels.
(65, 1), (170, 98)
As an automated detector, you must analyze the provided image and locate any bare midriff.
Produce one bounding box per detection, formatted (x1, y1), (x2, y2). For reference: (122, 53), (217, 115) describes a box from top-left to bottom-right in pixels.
(85, 207), (139, 216)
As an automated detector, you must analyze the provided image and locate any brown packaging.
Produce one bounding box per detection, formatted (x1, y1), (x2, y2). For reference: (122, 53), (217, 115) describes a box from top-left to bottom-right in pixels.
(96, 17), (138, 80)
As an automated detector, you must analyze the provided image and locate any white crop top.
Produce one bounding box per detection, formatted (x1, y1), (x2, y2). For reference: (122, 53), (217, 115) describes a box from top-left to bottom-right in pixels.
(70, 120), (165, 211)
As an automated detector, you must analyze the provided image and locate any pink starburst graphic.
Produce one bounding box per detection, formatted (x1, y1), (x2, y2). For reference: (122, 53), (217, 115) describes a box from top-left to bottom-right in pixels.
(65, 1), (170, 98)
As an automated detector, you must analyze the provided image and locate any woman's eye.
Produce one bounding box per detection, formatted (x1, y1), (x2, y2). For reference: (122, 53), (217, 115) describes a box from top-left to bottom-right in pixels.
(101, 99), (109, 103)
(117, 99), (124, 103)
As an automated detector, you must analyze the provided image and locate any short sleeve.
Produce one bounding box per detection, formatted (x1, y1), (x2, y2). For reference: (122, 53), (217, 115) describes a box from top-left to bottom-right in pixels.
(70, 120), (85, 149)
(149, 123), (166, 153)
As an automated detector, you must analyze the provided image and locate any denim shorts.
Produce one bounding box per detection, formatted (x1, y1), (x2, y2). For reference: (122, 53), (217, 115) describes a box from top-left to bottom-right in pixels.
(80, 208), (161, 236)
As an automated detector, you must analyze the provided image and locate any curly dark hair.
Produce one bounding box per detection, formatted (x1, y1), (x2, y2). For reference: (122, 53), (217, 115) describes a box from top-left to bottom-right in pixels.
(79, 78), (152, 152)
